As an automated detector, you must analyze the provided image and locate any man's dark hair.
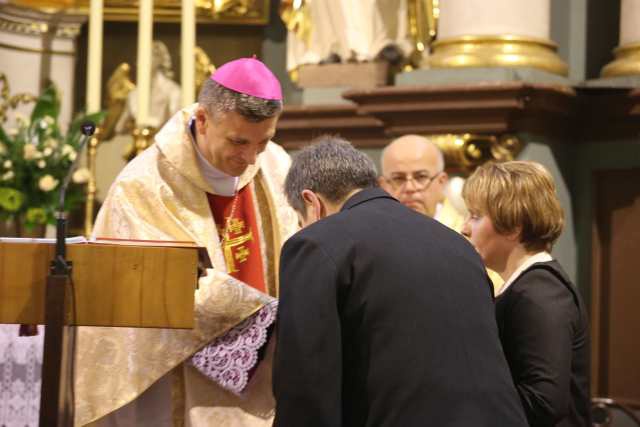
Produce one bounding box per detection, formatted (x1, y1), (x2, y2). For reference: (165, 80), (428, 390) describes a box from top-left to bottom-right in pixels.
(285, 135), (379, 217)
(197, 79), (283, 122)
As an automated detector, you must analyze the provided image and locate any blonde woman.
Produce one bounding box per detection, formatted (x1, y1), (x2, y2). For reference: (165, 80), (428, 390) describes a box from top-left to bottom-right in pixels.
(462, 161), (590, 427)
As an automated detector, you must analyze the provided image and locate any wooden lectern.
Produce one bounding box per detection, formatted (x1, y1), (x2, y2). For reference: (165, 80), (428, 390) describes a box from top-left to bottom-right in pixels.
(0, 240), (205, 426)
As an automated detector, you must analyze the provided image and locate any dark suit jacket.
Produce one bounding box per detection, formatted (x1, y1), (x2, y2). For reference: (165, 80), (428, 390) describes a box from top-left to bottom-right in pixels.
(273, 188), (528, 427)
(495, 261), (591, 427)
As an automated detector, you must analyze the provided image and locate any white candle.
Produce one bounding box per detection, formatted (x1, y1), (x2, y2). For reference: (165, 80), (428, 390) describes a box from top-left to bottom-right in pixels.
(86, 0), (103, 113)
(181, 0), (196, 106)
(136, 0), (154, 126)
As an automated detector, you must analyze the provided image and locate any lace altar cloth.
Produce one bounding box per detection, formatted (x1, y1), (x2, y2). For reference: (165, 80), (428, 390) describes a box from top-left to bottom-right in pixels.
(190, 301), (277, 395)
(0, 302), (277, 426)
(0, 325), (43, 427)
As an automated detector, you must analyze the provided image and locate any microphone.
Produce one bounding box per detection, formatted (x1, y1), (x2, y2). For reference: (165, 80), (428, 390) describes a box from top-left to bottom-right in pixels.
(53, 121), (96, 274)
(57, 121), (96, 213)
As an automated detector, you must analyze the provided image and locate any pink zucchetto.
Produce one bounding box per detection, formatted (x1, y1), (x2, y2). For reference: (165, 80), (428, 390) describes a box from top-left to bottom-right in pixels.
(211, 57), (283, 101)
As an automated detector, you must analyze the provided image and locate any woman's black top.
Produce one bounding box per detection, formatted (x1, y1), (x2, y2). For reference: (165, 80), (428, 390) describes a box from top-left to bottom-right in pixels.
(495, 260), (591, 427)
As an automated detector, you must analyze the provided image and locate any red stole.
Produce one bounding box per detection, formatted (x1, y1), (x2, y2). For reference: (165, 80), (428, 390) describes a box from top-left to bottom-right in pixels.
(206, 185), (266, 293)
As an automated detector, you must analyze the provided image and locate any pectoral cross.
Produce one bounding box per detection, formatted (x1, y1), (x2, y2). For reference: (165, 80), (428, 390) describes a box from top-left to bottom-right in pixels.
(222, 231), (253, 273)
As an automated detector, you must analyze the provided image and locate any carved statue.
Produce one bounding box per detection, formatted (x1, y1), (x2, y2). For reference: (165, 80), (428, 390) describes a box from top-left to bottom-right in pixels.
(280, 0), (312, 50)
(281, 0), (437, 76)
(101, 63), (135, 141)
(199, 0), (259, 18)
(102, 42), (217, 161)
(195, 46), (217, 95)
(103, 40), (182, 139)
(217, 0), (254, 17)
(104, 44), (217, 140)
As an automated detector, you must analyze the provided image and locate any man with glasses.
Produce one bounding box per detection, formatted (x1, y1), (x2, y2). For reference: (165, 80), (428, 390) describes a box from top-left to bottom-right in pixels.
(380, 134), (503, 292)
(380, 134), (465, 231)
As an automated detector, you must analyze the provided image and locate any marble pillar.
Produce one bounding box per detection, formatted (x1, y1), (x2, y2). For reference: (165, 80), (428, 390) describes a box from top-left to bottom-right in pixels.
(601, 0), (640, 77)
(0, 3), (85, 130)
(428, 0), (567, 75)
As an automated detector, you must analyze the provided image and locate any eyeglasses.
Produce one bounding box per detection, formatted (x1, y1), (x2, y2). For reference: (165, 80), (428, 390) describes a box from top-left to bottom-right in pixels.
(384, 170), (441, 190)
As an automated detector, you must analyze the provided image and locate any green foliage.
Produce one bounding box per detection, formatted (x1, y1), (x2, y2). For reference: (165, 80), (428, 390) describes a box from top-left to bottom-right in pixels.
(0, 85), (105, 229)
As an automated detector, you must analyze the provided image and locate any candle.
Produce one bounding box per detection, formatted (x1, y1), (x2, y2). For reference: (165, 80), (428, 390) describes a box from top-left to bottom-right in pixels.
(181, 0), (196, 106)
(86, 0), (103, 113)
(136, 0), (154, 126)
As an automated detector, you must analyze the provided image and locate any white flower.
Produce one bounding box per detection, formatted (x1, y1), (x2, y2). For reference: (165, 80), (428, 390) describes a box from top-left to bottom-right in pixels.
(7, 128), (18, 137)
(23, 144), (38, 160)
(37, 160), (46, 169)
(39, 116), (55, 129)
(43, 147), (53, 157)
(2, 171), (14, 181)
(72, 167), (91, 184)
(3, 160), (12, 169)
(62, 144), (76, 161)
(38, 175), (58, 192)
(45, 138), (59, 148)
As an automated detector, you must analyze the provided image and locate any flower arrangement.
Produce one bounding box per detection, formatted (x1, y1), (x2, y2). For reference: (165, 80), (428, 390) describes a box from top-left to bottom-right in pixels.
(0, 85), (104, 234)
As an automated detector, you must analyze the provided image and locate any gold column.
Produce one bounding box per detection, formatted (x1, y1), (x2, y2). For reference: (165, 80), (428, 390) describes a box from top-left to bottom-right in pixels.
(406, 0), (439, 68)
(84, 127), (101, 236)
(84, 127), (102, 237)
(428, 35), (568, 76)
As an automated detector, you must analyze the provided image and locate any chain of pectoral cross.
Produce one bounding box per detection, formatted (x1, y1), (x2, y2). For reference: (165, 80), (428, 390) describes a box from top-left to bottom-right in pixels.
(219, 193), (240, 246)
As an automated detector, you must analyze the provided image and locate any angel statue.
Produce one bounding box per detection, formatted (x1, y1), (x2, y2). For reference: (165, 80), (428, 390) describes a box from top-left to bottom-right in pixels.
(102, 42), (217, 162)
(100, 63), (135, 141)
(102, 40), (182, 141)
(195, 46), (217, 95)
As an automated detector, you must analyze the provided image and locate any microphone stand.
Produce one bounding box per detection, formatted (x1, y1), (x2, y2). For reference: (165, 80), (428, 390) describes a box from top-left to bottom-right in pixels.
(39, 122), (96, 427)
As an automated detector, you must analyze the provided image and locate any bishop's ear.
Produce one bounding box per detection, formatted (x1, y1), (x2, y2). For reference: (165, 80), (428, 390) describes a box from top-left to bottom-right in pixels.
(194, 107), (209, 135)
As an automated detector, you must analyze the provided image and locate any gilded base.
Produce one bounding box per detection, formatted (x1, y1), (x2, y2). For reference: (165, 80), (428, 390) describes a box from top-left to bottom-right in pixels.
(127, 126), (155, 161)
(601, 42), (640, 77)
(427, 35), (568, 76)
(431, 133), (523, 175)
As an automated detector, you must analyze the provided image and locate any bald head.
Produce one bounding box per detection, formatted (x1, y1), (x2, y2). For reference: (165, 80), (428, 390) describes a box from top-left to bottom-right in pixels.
(381, 135), (444, 176)
(380, 135), (448, 217)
